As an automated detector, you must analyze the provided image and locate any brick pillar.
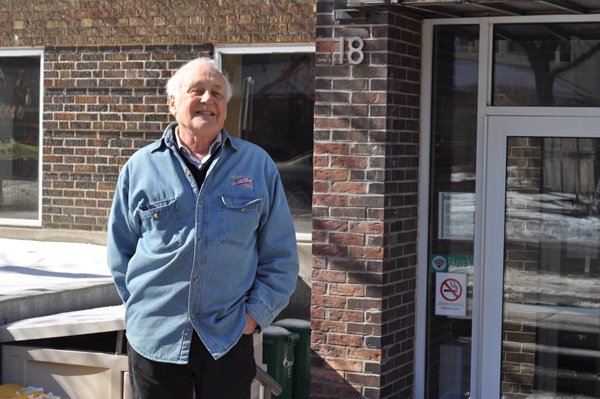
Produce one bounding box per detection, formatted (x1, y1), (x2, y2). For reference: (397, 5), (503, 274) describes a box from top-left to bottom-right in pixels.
(311, 3), (421, 398)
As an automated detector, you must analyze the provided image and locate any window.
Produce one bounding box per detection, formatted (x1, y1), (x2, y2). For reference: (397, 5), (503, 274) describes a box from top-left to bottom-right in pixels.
(0, 50), (43, 226)
(493, 23), (600, 106)
(216, 45), (315, 237)
(425, 25), (479, 399)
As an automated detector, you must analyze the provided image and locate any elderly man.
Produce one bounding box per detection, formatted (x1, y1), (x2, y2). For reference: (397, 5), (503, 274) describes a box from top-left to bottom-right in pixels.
(107, 57), (299, 399)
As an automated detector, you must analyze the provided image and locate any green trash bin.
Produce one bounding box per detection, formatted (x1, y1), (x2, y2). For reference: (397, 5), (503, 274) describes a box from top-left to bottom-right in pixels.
(262, 326), (300, 399)
(273, 319), (311, 399)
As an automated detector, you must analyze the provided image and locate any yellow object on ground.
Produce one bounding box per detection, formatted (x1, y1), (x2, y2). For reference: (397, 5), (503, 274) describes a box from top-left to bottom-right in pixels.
(0, 384), (63, 399)
(0, 384), (42, 398)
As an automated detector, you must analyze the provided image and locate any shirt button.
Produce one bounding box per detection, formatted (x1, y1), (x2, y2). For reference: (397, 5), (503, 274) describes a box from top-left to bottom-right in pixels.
(186, 170), (191, 176)
(191, 315), (194, 320)
(193, 277), (198, 283)
(154, 212), (159, 219)
(197, 238), (202, 244)
(240, 207), (246, 212)
(198, 203), (203, 208)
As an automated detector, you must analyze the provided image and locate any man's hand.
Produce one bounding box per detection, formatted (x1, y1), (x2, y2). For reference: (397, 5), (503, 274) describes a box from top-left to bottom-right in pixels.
(244, 313), (258, 334)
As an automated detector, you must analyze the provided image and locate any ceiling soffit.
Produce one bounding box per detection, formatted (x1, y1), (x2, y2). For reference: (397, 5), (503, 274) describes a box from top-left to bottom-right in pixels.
(345, 0), (600, 18)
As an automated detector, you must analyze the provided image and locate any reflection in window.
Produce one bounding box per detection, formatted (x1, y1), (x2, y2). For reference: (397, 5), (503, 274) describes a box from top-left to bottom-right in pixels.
(426, 25), (479, 399)
(0, 53), (42, 224)
(503, 137), (600, 398)
(220, 51), (314, 235)
(493, 23), (600, 106)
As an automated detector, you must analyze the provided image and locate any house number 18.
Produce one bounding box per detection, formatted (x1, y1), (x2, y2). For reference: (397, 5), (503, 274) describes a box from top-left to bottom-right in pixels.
(336, 36), (364, 65)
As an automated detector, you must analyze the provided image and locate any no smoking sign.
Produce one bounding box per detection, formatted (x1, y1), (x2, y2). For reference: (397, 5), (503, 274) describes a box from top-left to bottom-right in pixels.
(435, 273), (467, 316)
(440, 278), (462, 302)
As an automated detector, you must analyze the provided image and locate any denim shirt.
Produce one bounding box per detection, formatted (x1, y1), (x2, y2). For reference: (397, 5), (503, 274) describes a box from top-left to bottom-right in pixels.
(107, 123), (299, 363)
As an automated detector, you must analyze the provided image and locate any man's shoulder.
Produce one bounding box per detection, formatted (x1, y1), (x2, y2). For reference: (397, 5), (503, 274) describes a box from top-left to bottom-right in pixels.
(120, 137), (168, 174)
(228, 136), (270, 158)
(129, 123), (174, 160)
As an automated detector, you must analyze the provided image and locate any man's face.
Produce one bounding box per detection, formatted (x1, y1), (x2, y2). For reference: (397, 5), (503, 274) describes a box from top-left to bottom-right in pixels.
(170, 64), (228, 139)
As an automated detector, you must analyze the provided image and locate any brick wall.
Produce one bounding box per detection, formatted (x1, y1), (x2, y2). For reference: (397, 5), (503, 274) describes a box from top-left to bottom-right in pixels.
(1, 1), (315, 47)
(42, 44), (211, 230)
(312, 2), (421, 397)
(0, 0), (315, 231)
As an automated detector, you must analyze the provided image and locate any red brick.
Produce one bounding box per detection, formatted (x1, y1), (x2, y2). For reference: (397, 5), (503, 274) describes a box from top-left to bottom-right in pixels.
(311, 307), (325, 319)
(329, 232), (364, 246)
(314, 142), (349, 155)
(345, 372), (380, 387)
(328, 309), (364, 322)
(312, 269), (346, 283)
(313, 168), (349, 181)
(330, 258), (366, 271)
(331, 182), (367, 194)
(313, 343), (346, 358)
(347, 298), (382, 311)
(330, 155), (367, 169)
(311, 320), (347, 333)
(328, 333), (363, 347)
(313, 194), (347, 206)
(330, 207), (365, 219)
(311, 294), (347, 309)
(329, 284), (364, 297)
(311, 331), (327, 344)
(347, 322), (380, 335)
(312, 256), (327, 269)
(348, 246), (385, 260)
(313, 181), (329, 193)
(349, 221), (385, 234)
(326, 358), (363, 372)
(346, 347), (382, 361)
(312, 243), (347, 257)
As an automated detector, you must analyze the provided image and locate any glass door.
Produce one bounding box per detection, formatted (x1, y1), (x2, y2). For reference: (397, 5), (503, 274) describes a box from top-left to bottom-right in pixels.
(481, 115), (600, 398)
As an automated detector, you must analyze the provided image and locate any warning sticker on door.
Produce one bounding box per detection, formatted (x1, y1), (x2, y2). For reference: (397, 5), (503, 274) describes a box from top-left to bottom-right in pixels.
(435, 272), (467, 317)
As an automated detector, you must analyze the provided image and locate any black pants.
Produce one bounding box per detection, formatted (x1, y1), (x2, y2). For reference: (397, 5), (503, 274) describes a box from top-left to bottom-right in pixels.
(128, 332), (256, 399)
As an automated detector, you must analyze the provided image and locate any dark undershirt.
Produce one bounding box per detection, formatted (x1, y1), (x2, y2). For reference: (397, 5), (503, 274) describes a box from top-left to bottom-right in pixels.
(179, 144), (220, 188)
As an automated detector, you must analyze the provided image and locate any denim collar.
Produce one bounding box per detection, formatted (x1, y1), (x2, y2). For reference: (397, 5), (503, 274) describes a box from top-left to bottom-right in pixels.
(150, 122), (238, 153)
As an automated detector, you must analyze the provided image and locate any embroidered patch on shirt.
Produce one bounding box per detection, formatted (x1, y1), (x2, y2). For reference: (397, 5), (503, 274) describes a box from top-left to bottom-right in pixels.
(231, 176), (254, 188)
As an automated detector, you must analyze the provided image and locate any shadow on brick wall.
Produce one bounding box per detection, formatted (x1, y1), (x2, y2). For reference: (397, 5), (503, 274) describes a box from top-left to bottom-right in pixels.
(309, 351), (367, 399)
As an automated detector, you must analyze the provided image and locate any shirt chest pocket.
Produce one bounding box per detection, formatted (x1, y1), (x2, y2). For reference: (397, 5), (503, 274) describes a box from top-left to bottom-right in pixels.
(219, 195), (263, 247)
(139, 198), (183, 254)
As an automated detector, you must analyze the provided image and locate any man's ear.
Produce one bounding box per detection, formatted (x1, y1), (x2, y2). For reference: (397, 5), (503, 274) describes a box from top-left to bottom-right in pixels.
(169, 95), (177, 116)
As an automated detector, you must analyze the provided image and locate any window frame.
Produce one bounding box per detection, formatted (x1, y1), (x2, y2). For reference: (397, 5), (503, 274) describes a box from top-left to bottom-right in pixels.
(418, 14), (600, 399)
(0, 48), (44, 227)
(214, 44), (316, 242)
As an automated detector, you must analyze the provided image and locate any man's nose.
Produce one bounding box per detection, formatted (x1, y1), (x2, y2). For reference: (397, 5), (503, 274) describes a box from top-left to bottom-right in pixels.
(201, 91), (214, 103)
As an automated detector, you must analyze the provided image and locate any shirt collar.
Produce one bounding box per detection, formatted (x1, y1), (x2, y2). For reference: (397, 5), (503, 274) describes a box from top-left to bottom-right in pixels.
(174, 126), (222, 169)
(154, 123), (237, 153)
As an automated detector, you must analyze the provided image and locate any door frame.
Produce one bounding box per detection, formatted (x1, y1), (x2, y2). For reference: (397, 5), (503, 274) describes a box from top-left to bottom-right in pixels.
(480, 114), (600, 395)
(417, 14), (600, 399)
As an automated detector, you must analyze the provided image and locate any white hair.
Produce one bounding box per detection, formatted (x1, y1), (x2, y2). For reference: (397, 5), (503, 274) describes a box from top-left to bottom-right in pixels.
(166, 57), (232, 102)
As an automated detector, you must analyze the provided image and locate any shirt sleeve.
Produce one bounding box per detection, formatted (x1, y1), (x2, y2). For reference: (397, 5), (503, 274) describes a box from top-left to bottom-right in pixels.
(245, 162), (300, 329)
(106, 166), (140, 305)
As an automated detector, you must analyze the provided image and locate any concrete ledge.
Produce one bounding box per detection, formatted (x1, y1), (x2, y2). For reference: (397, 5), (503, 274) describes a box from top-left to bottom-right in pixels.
(0, 227), (107, 246)
(0, 282), (122, 325)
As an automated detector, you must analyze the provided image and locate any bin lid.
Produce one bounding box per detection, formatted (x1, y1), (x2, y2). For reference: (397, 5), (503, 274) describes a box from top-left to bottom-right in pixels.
(263, 326), (292, 336)
(0, 305), (125, 343)
(273, 318), (311, 331)
(263, 325), (300, 343)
